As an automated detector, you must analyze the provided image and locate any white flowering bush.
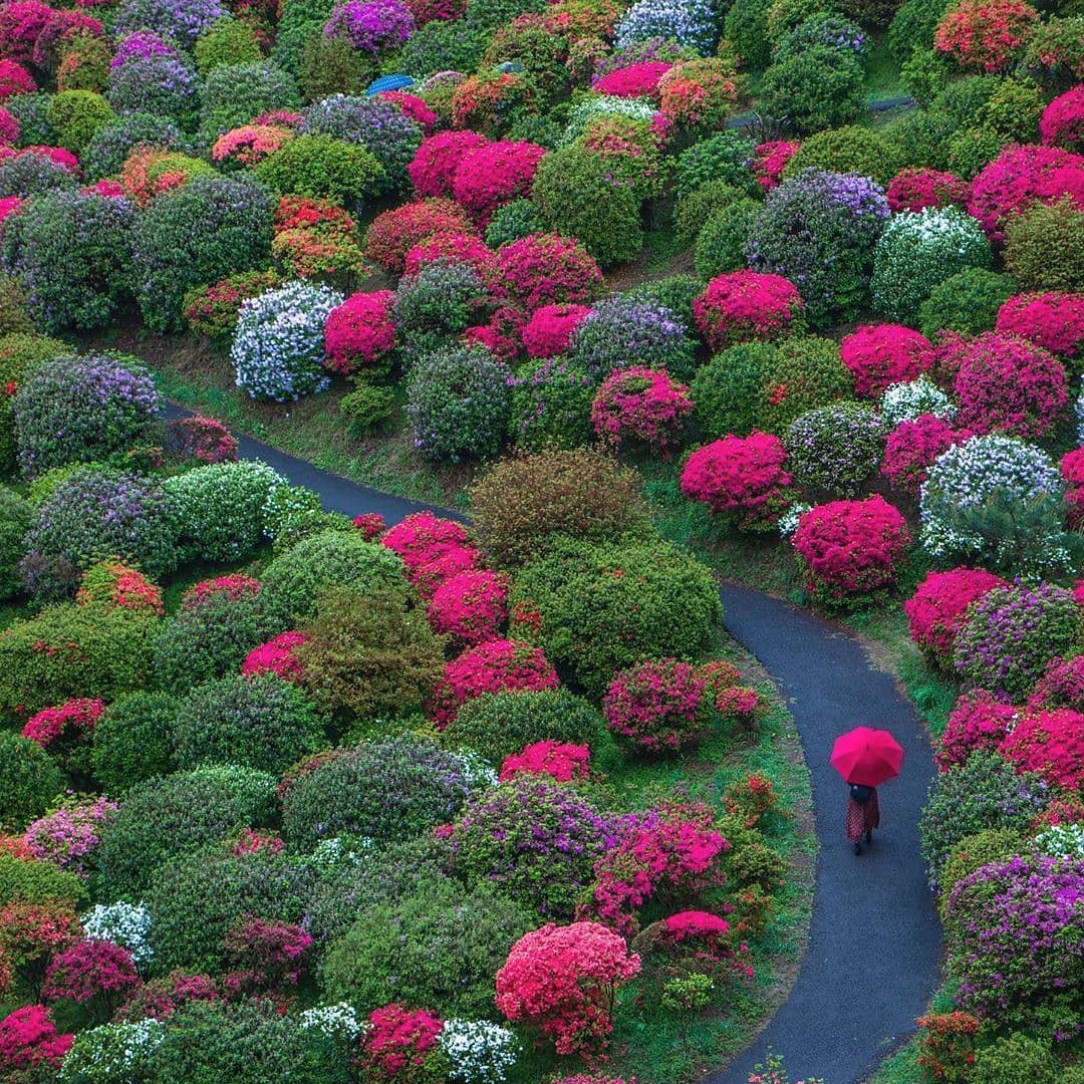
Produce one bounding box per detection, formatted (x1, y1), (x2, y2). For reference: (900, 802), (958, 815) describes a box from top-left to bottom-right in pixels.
(615, 0), (718, 53)
(307, 836), (375, 867)
(80, 901), (154, 970)
(59, 1020), (165, 1083)
(163, 460), (288, 562)
(881, 375), (957, 426)
(299, 1002), (367, 1043)
(452, 748), (500, 790)
(920, 434), (1069, 575)
(231, 280), (344, 402)
(262, 483), (325, 541)
(561, 96), (659, 144)
(872, 207), (992, 323)
(440, 1019), (519, 1084)
(778, 501), (812, 539)
(1033, 822), (1084, 859)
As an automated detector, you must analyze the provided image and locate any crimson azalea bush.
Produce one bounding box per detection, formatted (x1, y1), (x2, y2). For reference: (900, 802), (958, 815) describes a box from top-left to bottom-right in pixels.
(451, 139), (547, 226)
(995, 291), (1084, 357)
(1000, 708), (1084, 790)
(881, 414), (969, 496)
(408, 129), (489, 198)
(681, 432), (793, 532)
(382, 511), (472, 572)
(323, 290), (397, 375)
(0, 1005), (72, 1074)
(692, 272), (804, 352)
(1028, 653), (1084, 712)
(840, 325), (935, 399)
(427, 568), (509, 645)
(403, 231), (497, 282)
(886, 167), (970, 213)
(430, 637), (559, 726)
(937, 691), (1017, 770)
(904, 567), (1007, 667)
(753, 140), (799, 191)
(593, 60), (672, 98)
(953, 332), (1067, 439)
(42, 939), (140, 1021)
(495, 232), (604, 313)
(364, 198), (473, 275)
(590, 366), (693, 451)
(602, 657), (712, 753)
(520, 303), (593, 358)
(241, 631), (307, 683)
(495, 921), (641, 1055)
(358, 1003), (444, 1083)
(934, 0), (1039, 72)
(499, 740), (591, 783)
(1040, 84), (1084, 150)
(792, 496), (911, 609)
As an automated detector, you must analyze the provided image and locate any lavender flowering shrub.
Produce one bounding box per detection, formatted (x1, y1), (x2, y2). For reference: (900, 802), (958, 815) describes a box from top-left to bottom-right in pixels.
(945, 855), (1084, 1039)
(0, 191), (135, 334)
(231, 281), (343, 402)
(745, 169), (890, 328)
(113, 0), (227, 46)
(0, 152), (77, 199)
(614, 0), (718, 54)
(570, 297), (697, 382)
(299, 94), (422, 193)
(106, 53), (198, 126)
(785, 402), (888, 496)
(953, 582), (1080, 703)
(771, 13), (868, 62)
(508, 356), (596, 451)
(13, 354), (160, 475)
(111, 30), (181, 67)
(82, 113), (187, 180)
(323, 0), (416, 53)
(26, 795), (118, 878)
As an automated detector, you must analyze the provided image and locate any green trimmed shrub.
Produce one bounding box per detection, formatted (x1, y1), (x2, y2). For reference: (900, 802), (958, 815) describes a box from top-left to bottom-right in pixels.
(45, 90), (115, 155)
(694, 199), (761, 279)
(100, 765), (277, 896)
(971, 1035), (1057, 1084)
(0, 853), (87, 909)
(763, 336), (854, 432)
(675, 181), (747, 246)
(0, 336), (71, 469)
(0, 274), (31, 337)
(82, 113), (188, 182)
(91, 692), (178, 796)
(725, 0), (774, 69)
(785, 126), (901, 185)
(759, 47), (866, 134)
(299, 34), (375, 101)
(255, 134), (385, 206)
(199, 62), (301, 140)
(944, 125), (1006, 181)
(174, 673), (326, 775)
(321, 877), (533, 1016)
(394, 261), (486, 363)
(508, 356), (596, 452)
(484, 198), (544, 248)
(509, 537), (720, 696)
(194, 18), (264, 75)
(690, 343), (776, 439)
(398, 20), (486, 79)
(1004, 197), (1084, 293)
(0, 731), (65, 832)
(675, 132), (758, 197)
(929, 75), (1000, 126)
(899, 47), (953, 111)
(978, 78), (1042, 143)
(0, 486), (30, 599)
(918, 267), (1015, 338)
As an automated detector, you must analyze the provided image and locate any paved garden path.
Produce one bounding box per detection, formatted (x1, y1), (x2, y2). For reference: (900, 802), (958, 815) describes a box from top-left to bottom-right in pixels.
(169, 406), (942, 1083)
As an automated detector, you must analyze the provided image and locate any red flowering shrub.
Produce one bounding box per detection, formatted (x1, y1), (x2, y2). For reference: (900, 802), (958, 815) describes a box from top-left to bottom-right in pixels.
(0, 107), (18, 146)
(904, 567), (1006, 667)
(408, 130), (489, 198)
(166, 415), (239, 464)
(364, 199), (473, 275)
(716, 685), (765, 728)
(881, 414), (968, 496)
(221, 919), (313, 993)
(0, 902), (80, 997)
(181, 573), (261, 610)
(692, 272), (804, 352)
(462, 305), (526, 362)
(0, 2), (51, 64)
(635, 910), (752, 983)
(232, 828), (285, 857)
(1027, 654), (1084, 712)
(43, 940), (140, 1021)
(886, 168), (969, 213)
(75, 562), (164, 615)
(0, 61), (35, 100)
(403, 231), (497, 282)
(324, 290), (397, 376)
(275, 195), (354, 235)
(495, 232), (604, 314)
(353, 512), (386, 540)
(591, 366), (693, 451)
(405, 0), (466, 25)
(427, 568), (509, 645)
(495, 921), (640, 1055)
(1032, 796), (1084, 830)
(602, 658), (711, 753)
(382, 511), (470, 569)
(521, 302), (592, 358)
(657, 58), (740, 133)
(753, 141), (799, 191)
(379, 91), (438, 134)
(916, 1012), (981, 1083)
(22, 697), (103, 766)
(967, 143), (1084, 240)
(1040, 85), (1084, 150)
(953, 331), (1067, 438)
(593, 61), (671, 99)
(0, 1005), (72, 1073)
(452, 140), (548, 227)
(995, 291), (1084, 357)
(499, 740), (591, 782)
(1001, 708), (1084, 789)
(937, 691), (1016, 769)
(359, 1004), (444, 1082)
(241, 631), (307, 683)
(586, 804), (730, 937)
(412, 545), (481, 601)
(680, 432), (793, 531)
(934, 0), (1039, 72)
(840, 324), (935, 398)
(793, 496), (911, 607)
(211, 124), (293, 169)
(430, 637), (559, 725)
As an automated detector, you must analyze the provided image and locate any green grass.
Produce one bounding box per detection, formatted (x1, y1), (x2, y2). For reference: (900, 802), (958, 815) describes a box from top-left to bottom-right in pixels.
(864, 38), (907, 104)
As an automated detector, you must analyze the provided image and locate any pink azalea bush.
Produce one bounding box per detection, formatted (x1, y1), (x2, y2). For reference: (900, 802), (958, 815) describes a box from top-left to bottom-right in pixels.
(905, 567), (1007, 667)
(886, 168), (969, 212)
(499, 740), (591, 782)
(451, 140), (548, 226)
(937, 691), (1017, 769)
(427, 568), (509, 645)
(0, 60), (35, 100)
(1027, 654), (1084, 712)
(591, 366), (693, 451)
(680, 432), (793, 531)
(0, 1006), (72, 1074)
(211, 125), (293, 169)
(592, 61), (672, 98)
(382, 511), (471, 573)
(379, 91), (438, 133)
(359, 1004), (444, 1082)
(323, 290), (397, 375)
(1000, 708), (1084, 790)
(602, 657), (712, 752)
(881, 414), (969, 496)
(934, 0), (1039, 72)
(22, 698), (103, 770)
(521, 303), (592, 358)
(840, 324), (935, 398)
(995, 292), (1084, 357)
(753, 141), (799, 191)
(792, 496), (911, 607)
(1040, 84), (1084, 149)
(409, 130), (490, 198)
(181, 573), (261, 610)
(495, 232), (604, 313)
(412, 544), (481, 601)
(241, 631), (308, 682)
(43, 940), (140, 1020)
(403, 231), (497, 282)
(1062, 447), (1084, 528)
(365, 199), (474, 274)
(353, 512), (386, 539)
(692, 272), (804, 352)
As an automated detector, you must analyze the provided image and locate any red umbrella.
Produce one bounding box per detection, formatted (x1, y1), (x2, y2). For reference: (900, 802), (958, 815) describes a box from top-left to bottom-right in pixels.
(830, 727), (904, 787)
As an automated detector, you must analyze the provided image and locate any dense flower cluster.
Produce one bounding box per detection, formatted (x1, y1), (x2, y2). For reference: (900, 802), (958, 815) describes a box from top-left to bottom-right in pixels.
(366, 198), (473, 274)
(23, 697), (103, 752)
(1040, 84), (1084, 149)
(452, 141), (548, 226)
(25, 795), (117, 877)
(496, 233), (604, 313)
(934, 0), (1039, 72)
(521, 303), (592, 358)
(840, 325), (934, 399)
(499, 740), (591, 783)
(905, 568), (1006, 666)
(324, 0), (416, 53)
(996, 292), (1084, 357)
(692, 271), (803, 352)
(408, 130), (489, 198)
(753, 140), (798, 190)
(593, 61), (672, 99)
(241, 631), (307, 682)
(602, 658), (710, 752)
(359, 1003), (443, 1079)
(323, 290), (397, 375)
(590, 366), (692, 450)
(886, 168), (969, 213)
(428, 569), (509, 645)
(1028, 653), (1084, 712)
(881, 414), (968, 496)
(937, 691), (1017, 769)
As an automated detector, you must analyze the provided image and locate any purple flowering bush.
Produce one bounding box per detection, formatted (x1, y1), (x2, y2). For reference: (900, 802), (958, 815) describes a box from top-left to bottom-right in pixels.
(508, 356), (596, 451)
(113, 0), (227, 46)
(106, 53), (198, 127)
(323, 0), (416, 54)
(82, 113), (187, 181)
(13, 354), (160, 476)
(944, 855), (1084, 1039)
(111, 30), (181, 67)
(0, 153), (78, 200)
(570, 297), (697, 382)
(745, 169), (890, 328)
(953, 583), (1080, 703)
(26, 795), (119, 878)
(444, 776), (616, 918)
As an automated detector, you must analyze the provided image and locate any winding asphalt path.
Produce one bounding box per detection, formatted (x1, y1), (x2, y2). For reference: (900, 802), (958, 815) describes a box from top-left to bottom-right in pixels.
(165, 403), (941, 1082)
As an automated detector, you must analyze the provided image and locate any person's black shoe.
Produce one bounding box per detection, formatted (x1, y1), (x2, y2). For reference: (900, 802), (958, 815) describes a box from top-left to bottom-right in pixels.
(854, 842), (862, 855)
(865, 830), (873, 845)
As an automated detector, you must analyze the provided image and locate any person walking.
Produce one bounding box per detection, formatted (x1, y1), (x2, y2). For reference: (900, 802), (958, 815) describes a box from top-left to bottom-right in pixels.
(845, 783), (879, 855)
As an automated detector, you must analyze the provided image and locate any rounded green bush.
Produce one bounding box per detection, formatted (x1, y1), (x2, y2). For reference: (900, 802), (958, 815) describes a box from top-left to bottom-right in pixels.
(194, 18), (264, 75)
(398, 20), (486, 79)
(785, 126), (901, 185)
(199, 61), (301, 140)
(0, 852), (87, 910)
(978, 78), (1043, 143)
(255, 134), (384, 207)
(928, 75), (1000, 127)
(100, 765), (277, 897)
(918, 267), (1015, 338)
(91, 692), (178, 796)
(299, 34), (376, 100)
(694, 199), (761, 279)
(785, 401), (888, 495)
(972, 1035), (1057, 1084)
(0, 731), (65, 832)
(1004, 198), (1084, 293)
(394, 261), (486, 365)
(944, 125), (1005, 181)
(484, 198), (544, 248)
(281, 737), (471, 851)
(0, 332), (69, 473)
(45, 90), (115, 155)
(0, 274), (31, 337)
(82, 113), (188, 182)
(762, 336), (854, 432)
(674, 181), (748, 246)
(443, 687), (613, 765)
(174, 673), (327, 775)
(0, 486), (30, 600)
(260, 528), (406, 627)
(509, 356), (596, 452)
(675, 132), (758, 198)
(531, 145), (643, 267)
(321, 877), (533, 1016)
(690, 342), (777, 439)
(509, 537), (721, 696)
(725, 0), (774, 69)
(759, 47), (866, 135)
